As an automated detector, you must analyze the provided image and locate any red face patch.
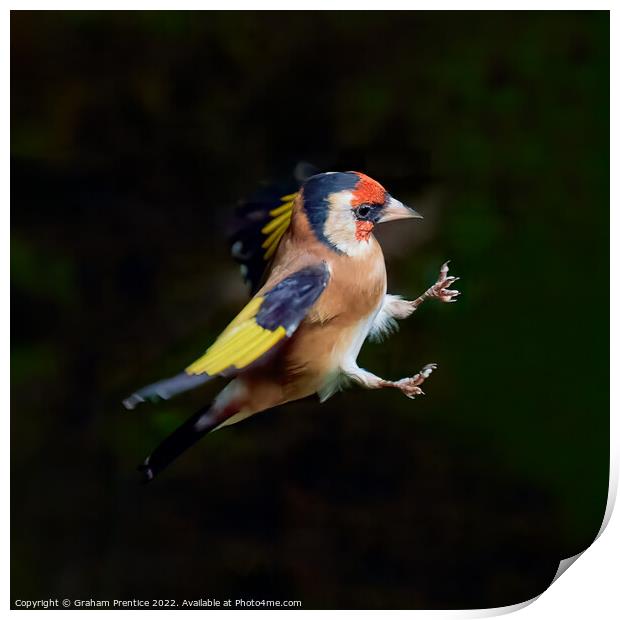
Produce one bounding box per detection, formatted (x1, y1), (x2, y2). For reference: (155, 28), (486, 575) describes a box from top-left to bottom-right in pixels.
(350, 172), (387, 207)
(355, 220), (374, 241)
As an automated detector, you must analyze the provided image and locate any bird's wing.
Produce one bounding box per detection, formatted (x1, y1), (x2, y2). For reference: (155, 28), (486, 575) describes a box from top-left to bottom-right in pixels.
(230, 189), (298, 293)
(123, 262), (329, 410)
(230, 163), (319, 293)
(185, 262), (330, 376)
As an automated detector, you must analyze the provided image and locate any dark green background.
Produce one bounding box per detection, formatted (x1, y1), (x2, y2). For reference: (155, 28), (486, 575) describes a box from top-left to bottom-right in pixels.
(11, 11), (609, 610)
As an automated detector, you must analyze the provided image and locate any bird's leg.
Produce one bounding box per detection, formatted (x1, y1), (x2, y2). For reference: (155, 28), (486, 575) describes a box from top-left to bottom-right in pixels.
(387, 262), (460, 320)
(345, 363), (438, 400)
(380, 363), (438, 399)
(410, 261), (460, 311)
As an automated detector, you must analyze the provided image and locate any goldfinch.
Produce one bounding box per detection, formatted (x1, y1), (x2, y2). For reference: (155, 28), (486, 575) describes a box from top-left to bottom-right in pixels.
(123, 171), (460, 481)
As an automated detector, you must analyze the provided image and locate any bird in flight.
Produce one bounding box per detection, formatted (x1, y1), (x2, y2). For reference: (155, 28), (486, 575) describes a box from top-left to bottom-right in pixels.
(123, 171), (460, 481)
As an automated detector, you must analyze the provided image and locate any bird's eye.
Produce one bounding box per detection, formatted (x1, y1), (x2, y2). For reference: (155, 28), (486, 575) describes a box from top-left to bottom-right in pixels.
(357, 205), (371, 218)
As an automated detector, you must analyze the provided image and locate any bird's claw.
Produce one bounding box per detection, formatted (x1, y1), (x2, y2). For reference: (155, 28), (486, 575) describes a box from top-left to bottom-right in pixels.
(395, 363), (437, 399)
(430, 261), (460, 303)
(396, 381), (424, 399)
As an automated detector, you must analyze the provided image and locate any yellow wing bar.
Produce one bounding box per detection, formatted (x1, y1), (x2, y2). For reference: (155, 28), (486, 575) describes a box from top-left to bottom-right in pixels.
(260, 193), (297, 260)
(186, 296), (286, 376)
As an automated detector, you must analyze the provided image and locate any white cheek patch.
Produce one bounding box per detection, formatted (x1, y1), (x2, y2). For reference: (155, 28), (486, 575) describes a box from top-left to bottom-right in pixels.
(324, 191), (374, 257)
(324, 191), (356, 250)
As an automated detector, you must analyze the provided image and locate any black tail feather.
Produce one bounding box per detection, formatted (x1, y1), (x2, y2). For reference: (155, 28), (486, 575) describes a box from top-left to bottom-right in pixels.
(138, 403), (231, 483)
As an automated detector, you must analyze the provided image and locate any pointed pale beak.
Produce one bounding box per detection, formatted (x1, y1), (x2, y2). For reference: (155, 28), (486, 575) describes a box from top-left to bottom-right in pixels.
(379, 195), (423, 223)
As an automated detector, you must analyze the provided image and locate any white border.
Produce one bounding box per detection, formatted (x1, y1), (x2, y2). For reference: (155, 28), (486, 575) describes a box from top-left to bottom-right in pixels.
(2, 1), (617, 9)
(5, 2), (615, 617)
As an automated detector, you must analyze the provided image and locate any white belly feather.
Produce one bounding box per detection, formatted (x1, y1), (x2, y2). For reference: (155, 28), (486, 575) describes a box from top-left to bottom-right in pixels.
(317, 292), (402, 402)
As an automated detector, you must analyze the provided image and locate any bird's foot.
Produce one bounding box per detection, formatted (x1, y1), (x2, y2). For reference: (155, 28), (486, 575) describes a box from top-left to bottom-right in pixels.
(426, 261), (460, 303)
(389, 363), (438, 399)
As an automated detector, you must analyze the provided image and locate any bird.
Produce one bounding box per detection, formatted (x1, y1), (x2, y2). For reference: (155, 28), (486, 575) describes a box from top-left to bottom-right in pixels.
(123, 171), (460, 482)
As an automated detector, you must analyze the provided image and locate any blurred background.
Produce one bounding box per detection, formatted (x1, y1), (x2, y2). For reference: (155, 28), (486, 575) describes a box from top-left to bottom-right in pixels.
(11, 11), (609, 610)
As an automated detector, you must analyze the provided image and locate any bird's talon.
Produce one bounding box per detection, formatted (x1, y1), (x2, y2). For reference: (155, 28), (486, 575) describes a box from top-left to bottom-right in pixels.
(429, 262), (461, 303)
(395, 363), (438, 398)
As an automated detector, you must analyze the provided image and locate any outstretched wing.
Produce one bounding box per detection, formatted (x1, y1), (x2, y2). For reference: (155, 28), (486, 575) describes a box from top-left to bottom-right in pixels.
(230, 190), (298, 294)
(123, 263), (330, 409)
(229, 163), (319, 293)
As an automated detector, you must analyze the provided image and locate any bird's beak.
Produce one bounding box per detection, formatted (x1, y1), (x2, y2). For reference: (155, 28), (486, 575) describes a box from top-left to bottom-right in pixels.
(379, 195), (423, 223)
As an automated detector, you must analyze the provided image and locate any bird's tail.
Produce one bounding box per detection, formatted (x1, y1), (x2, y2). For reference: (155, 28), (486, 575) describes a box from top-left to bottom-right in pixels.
(139, 399), (239, 483)
(138, 380), (245, 483)
(122, 372), (212, 410)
